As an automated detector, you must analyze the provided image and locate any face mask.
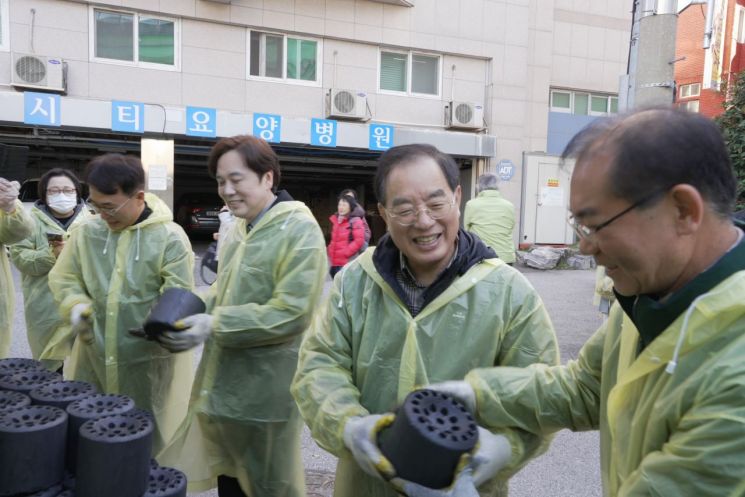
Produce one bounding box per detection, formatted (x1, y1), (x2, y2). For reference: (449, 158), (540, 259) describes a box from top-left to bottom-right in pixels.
(218, 211), (232, 224)
(47, 193), (77, 215)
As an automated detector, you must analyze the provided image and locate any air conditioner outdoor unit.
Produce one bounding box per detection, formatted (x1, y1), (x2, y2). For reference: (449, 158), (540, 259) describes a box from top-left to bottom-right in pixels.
(446, 101), (483, 130)
(327, 89), (368, 120)
(11, 53), (67, 94)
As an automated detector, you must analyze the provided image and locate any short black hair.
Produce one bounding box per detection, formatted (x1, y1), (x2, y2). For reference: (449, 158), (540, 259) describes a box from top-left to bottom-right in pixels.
(85, 153), (145, 196)
(207, 135), (280, 191)
(374, 144), (459, 205)
(563, 107), (736, 218)
(38, 168), (82, 204)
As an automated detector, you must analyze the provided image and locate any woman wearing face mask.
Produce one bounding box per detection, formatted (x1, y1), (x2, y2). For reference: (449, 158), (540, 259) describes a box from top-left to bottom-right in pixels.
(10, 168), (92, 372)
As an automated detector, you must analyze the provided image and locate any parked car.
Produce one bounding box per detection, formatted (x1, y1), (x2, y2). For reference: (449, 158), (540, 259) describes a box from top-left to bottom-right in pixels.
(175, 192), (222, 237)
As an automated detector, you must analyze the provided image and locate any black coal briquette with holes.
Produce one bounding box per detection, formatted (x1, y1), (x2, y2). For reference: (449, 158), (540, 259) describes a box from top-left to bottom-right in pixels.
(143, 466), (187, 497)
(0, 369), (61, 393)
(0, 405), (67, 496)
(30, 380), (98, 410)
(65, 393), (135, 473)
(0, 389), (31, 413)
(143, 287), (206, 338)
(378, 389), (479, 489)
(0, 357), (43, 380)
(75, 411), (154, 497)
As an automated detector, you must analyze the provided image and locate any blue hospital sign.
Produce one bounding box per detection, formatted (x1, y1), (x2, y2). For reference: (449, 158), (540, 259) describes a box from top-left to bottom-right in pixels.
(253, 113), (282, 143)
(24, 92), (61, 127)
(369, 124), (394, 151)
(186, 106), (217, 138)
(111, 101), (145, 133)
(310, 118), (337, 147)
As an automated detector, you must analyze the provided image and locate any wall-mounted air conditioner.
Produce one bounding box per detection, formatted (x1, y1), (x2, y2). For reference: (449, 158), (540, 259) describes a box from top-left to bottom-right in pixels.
(327, 89), (368, 120)
(445, 101), (483, 130)
(11, 53), (67, 94)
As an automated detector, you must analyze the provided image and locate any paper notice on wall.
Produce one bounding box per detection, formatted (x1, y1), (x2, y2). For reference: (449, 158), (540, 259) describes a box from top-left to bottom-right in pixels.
(541, 186), (564, 206)
(148, 164), (168, 191)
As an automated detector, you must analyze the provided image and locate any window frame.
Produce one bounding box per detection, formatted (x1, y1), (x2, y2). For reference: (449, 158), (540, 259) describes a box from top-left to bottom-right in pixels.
(680, 100), (700, 113)
(0, 0), (9, 52)
(735, 5), (745, 44)
(550, 88), (618, 116)
(246, 29), (322, 87)
(377, 48), (442, 99)
(550, 90), (572, 113)
(88, 7), (180, 71)
(679, 83), (701, 99)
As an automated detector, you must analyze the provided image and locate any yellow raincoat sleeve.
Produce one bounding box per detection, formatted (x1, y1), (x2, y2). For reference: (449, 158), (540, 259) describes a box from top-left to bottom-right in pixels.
(466, 321), (605, 436)
(617, 373), (745, 495)
(291, 279), (372, 456)
(9, 236), (56, 277)
(0, 201), (33, 245)
(209, 222), (327, 348)
(159, 228), (196, 292)
(48, 224), (92, 320)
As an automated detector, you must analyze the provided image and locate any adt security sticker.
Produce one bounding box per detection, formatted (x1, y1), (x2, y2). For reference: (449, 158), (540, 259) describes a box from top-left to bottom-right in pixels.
(253, 113), (282, 143)
(24, 92), (61, 127)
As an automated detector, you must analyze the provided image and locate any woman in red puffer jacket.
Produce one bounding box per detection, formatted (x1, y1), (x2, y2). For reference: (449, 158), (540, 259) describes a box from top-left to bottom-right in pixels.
(327, 194), (365, 278)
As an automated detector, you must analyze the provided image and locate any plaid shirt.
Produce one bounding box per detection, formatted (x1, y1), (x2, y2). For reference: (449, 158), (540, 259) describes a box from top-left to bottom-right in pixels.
(394, 242), (458, 317)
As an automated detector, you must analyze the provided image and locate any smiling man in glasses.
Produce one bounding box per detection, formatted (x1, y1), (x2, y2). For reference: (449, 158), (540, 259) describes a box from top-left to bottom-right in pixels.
(425, 108), (745, 496)
(292, 144), (559, 497)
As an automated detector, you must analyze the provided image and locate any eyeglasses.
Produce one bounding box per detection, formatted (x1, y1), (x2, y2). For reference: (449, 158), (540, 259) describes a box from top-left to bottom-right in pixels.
(87, 196), (133, 217)
(385, 198), (456, 227)
(47, 187), (76, 195)
(567, 189), (666, 240)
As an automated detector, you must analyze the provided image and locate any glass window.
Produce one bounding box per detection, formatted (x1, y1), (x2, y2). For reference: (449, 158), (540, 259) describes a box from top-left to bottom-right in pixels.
(139, 17), (174, 65)
(737, 8), (745, 43)
(680, 83), (701, 98)
(95, 10), (134, 61)
(92, 9), (176, 68)
(551, 91), (571, 110)
(287, 37), (317, 81)
(680, 100), (700, 113)
(574, 93), (589, 115)
(591, 95), (608, 114)
(249, 31), (319, 83)
(380, 51), (408, 92)
(411, 54), (439, 95)
(610, 97), (619, 114)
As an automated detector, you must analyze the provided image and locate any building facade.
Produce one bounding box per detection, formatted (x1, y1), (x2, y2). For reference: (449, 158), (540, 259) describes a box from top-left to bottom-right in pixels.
(0, 0), (630, 243)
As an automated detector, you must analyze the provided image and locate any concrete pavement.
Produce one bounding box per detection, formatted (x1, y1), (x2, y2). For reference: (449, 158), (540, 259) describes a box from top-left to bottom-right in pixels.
(7, 247), (602, 497)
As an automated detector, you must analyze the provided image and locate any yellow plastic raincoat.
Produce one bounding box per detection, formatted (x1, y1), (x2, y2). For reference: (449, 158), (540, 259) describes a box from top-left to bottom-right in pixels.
(466, 271), (745, 496)
(10, 203), (92, 370)
(463, 190), (516, 264)
(0, 200), (33, 357)
(292, 252), (559, 497)
(158, 198), (327, 496)
(46, 194), (195, 451)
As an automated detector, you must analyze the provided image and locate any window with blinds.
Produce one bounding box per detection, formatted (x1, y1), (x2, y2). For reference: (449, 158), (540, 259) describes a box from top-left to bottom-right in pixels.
(249, 30), (320, 84)
(380, 50), (440, 96)
(0, 0), (8, 52)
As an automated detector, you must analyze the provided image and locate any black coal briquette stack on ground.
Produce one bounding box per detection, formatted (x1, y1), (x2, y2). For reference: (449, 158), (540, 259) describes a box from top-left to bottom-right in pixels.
(0, 389), (31, 413)
(65, 393), (135, 474)
(0, 405), (67, 495)
(75, 410), (154, 497)
(0, 357), (44, 380)
(143, 466), (188, 497)
(378, 389), (479, 489)
(0, 368), (61, 394)
(30, 381), (98, 410)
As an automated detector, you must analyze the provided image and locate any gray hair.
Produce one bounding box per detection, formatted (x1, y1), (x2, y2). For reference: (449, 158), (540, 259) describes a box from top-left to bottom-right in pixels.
(477, 173), (499, 194)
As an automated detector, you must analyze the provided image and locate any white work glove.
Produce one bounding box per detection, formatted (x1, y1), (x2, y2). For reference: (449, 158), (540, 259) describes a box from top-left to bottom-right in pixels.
(158, 313), (214, 352)
(342, 414), (396, 480)
(426, 380), (477, 413)
(392, 466), (480, 497)
(470, 427), (512, 487)
(70, 303), (94, 344)
(0, 179), (20, 213)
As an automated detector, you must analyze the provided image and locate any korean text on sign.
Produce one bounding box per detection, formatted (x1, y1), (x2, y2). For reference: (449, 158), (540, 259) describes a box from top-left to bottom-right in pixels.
(253, 113), (282, 143)
(24, 92), (61, 127)
(111, 101), (145, 133)
(186, 107), (217, 138)
(310, 118), (337, 147)
(369, 124), (394, 151)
